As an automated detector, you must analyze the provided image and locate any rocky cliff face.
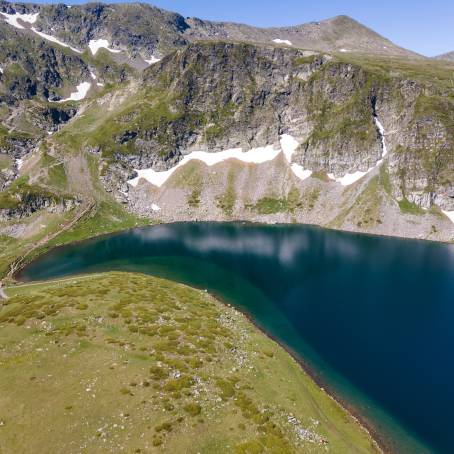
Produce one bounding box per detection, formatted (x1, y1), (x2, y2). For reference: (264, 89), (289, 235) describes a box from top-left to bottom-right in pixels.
(0, 191), (78, 221)
(90, 42), (453, 212)
(0, 22), (91, 102)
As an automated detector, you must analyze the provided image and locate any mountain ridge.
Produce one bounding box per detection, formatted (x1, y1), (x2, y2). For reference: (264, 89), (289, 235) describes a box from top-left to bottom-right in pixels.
(0, 1), (422, 60)
(435, 50), (454, 61)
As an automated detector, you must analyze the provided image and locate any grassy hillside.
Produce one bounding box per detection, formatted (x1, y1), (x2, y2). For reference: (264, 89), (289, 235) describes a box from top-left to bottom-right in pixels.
(0, 272), (379, 453)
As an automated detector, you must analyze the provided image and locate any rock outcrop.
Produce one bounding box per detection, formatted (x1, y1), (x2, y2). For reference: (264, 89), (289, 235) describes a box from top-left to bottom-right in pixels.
(91, 42), (453, 212)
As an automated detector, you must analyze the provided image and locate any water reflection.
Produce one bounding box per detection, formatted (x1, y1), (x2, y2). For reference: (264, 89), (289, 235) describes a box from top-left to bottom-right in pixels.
(20, 222), (454, 454)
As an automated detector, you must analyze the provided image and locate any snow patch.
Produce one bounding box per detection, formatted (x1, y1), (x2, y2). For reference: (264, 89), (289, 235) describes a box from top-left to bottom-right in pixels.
(31, 27), (82, 53)
(90, 71), (97, 80)
(96, 82), (104, 87)
(279, 134), (312, 180)
(291, 164), (312, 180)
(145, 56), (161, 65)
(280, 134), (299, 162)
(129, 144), (282, 188)
(329, 170), (369, 186)
(16, 158), (24, 170)
(0, 11), (38, 29)
(339, 48), (349, 53)
(329, 116), (389, 186)
(0, 67), (3, 74)
(151, 204), (161, 212)
(89, 39), (121, 56)
(129, 134), (318, 188)
(442, 210), (454, 224)
(52, 81), (91, 103)
(273, 39), (292, 46)
(374, 117), (388, 158)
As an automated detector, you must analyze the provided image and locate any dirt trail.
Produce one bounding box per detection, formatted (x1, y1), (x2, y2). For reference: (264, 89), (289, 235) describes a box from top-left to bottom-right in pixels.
(7, 198), (96, 279)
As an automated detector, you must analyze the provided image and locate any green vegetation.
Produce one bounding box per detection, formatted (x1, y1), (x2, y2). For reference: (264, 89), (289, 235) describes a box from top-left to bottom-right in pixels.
(37, 151), (68, 191)
(379, 164), (392, 196)
(0, 272), (379, 453)
(293, 55), (320, 66)
(398, 198), (426, 215)
(216, 170), (237, 216)
(170, 162), (204, 208)
(336, 54), (454, 90)
(0, 125), (33, 152)
(251, 188), (303, 215)
(330, 176), (383, 229)
(0, 176), (71, 210)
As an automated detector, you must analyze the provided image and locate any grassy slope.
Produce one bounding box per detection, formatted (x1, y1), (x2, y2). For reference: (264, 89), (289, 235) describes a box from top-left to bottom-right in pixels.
(0, 272), (378, 454)
(0, 88), (148, 278)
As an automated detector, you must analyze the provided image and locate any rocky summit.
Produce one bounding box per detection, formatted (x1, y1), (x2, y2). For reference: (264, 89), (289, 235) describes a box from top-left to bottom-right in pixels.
(0, 1), (453, 277)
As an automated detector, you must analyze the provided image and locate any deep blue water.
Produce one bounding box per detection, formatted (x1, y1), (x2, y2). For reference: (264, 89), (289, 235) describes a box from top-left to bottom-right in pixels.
(19, 223), (454, 453)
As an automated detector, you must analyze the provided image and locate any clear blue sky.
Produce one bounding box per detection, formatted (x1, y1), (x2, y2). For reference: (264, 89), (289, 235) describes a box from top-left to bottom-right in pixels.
(47, 0), (454, 56)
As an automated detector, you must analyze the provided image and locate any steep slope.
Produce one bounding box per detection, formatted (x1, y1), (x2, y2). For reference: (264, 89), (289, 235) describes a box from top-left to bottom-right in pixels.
(0, 272), (380, 453)
(434, 51), (454, 61)
(69, 42), (453, 212)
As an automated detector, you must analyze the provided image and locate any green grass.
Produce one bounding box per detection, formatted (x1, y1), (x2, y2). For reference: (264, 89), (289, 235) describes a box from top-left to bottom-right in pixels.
(330, 176), (384, 229)
(47, 200), (146, 248)
(336, 54), (454, 90)
(216, 170), (236, 216)
(0, 175), (71, 210)
(251, 188), (303, 215)
(292, 55), (320, 66)
(398, 198), (426, 215)
(0, 272), (379, 453)
(170, 162), (204, 208)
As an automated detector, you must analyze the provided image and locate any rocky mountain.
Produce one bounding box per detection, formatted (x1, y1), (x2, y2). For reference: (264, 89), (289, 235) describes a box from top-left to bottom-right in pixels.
(0, 1), (453, 275)
(0, 1), (419, 61)
(435, 51), (454, 61)
(185, 15), (420, 58)
(75, 41), (453, 211)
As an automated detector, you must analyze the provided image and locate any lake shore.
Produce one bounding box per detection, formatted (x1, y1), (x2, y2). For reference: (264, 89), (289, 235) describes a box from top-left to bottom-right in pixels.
(10, 221), (447, 453)
(9, 268), (387, 453)
(207, 290), (391, 454)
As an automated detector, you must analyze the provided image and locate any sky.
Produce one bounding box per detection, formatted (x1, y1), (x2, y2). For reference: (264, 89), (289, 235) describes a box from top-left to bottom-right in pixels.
(39, 0), (454, 56)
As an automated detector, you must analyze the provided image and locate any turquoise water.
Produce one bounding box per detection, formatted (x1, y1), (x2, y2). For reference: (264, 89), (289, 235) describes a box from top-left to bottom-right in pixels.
(19, 223), (454, 453)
